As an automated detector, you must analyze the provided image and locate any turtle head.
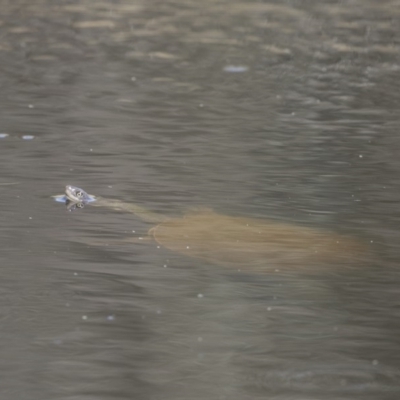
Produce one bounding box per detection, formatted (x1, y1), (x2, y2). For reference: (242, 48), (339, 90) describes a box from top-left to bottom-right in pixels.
(65, 185), (91, 203)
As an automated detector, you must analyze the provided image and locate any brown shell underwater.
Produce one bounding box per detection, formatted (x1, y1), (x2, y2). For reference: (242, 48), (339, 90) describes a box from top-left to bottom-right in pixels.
(148, 209), (368, 272)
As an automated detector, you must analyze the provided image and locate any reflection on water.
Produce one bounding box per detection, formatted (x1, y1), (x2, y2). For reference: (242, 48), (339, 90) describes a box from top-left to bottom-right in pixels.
(0, 0), (400, 399)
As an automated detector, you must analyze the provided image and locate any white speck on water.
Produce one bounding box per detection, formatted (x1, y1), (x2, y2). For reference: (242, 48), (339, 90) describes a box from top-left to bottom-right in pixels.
(359, 154), (363, 158)
(22, 135), (35, 140)
(267, 307), (272, 311)
(186, 246), (190, 249)
(29, 217), (32, 220)
(273, 296), (277, 300)
(198, 337), (203, 342)
(199, 103), (204, 107)
(197, 293), (204, 298)
(372, 359), (378, 366)
(28, 104), (34, 108)
(131, 76), (136, 81)
(223, 65), (248, 73)
(65, 303), (70, 307)
(291, 112), (295, 116)
(156, 310), (161, 314)
(157, 246), (160, 249)
(82, 315), (88, 320)
(53, 339), (63, 345)
(139, 237), (143, 240)
(0, 133), (9, 138)
(90, 148), (93, 152)
(370, 240), (373, 243)
(275, 269), (280, 272)
(74, 272), (78, 276)
(163, 264), (167, 268)
(132, 230), (135, 233)
(107, 315), (115, 321)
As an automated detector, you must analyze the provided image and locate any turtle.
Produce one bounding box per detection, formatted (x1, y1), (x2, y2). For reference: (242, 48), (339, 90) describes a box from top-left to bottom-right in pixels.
(54, 185), (369, 272)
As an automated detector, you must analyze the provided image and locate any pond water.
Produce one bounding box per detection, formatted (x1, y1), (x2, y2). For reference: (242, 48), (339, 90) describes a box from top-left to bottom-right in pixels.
(1, 0), (400, 399)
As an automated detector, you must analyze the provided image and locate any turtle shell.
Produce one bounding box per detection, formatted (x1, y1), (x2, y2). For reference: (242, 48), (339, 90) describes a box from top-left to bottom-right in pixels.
(150, 209), (367, 271)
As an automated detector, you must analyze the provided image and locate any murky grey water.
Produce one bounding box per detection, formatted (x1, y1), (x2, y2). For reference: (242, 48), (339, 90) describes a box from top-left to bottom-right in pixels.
(1, 0), (400, 398)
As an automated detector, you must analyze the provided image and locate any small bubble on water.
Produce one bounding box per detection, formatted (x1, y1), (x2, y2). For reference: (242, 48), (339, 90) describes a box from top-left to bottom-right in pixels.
(186, 246), (190, 249)
(107, 315), (115, 321)
(156, 310), (161, 314)
(267, 307), (272, 311)
(131, 76), (136, 81)
(199, 103), (204, 107)
(197, 293), (204, 298)
(0, 133), (9, 138)
(82, 315), (88, 320)
(22, 135), (35, 140)
(372, 359), (378, 366)
(359, 154), (363, 158)
(29, 217), (32, 220)
(223, 65), (248, 73)
(157, 246), (160, 249)
(198, 337), (203, 342)
(73, 272), (78, 276)
(163, 264), (167, 268)
(28, 104), (34, 108)
(53, 339), (63, 345)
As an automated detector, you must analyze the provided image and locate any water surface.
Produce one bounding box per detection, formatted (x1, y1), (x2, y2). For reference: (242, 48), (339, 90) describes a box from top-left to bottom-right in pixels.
(1, 0), (400, 399)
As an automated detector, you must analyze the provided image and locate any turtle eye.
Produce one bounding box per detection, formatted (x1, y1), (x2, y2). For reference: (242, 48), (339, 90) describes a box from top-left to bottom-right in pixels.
(76, 191), (83, 198)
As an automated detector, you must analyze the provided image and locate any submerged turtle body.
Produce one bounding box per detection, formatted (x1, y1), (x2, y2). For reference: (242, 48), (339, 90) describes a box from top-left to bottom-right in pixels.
(59, 185), (368, 271)
(149, 208), (365, 271)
